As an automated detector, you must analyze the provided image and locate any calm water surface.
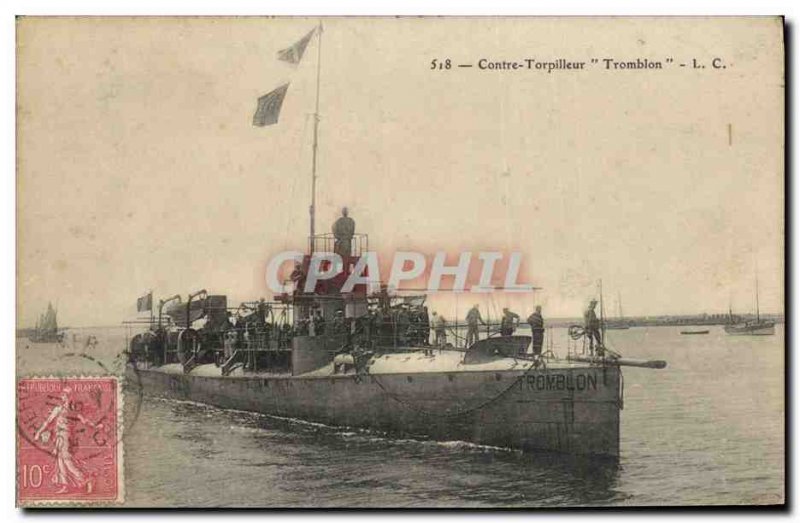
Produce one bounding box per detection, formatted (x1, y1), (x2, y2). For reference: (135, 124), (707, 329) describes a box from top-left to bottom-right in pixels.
(16, 325), (784, 507)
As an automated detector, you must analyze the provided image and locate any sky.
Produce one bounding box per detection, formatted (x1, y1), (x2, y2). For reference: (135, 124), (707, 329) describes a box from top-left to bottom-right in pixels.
(16, 17), (784, 327)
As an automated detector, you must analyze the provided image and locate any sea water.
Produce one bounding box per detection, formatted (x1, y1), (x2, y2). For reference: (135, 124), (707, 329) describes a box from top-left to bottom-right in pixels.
(16, 324), (784, 507)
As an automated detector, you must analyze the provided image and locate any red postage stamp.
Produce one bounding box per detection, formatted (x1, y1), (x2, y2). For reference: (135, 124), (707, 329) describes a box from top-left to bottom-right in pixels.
(17, 377), (123, 506)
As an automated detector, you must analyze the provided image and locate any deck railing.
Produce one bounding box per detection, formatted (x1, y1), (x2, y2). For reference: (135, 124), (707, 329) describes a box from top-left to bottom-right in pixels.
(309, 232), (368, 257)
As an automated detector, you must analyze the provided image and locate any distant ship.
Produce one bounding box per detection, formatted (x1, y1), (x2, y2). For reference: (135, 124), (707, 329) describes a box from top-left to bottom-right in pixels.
(28, 302), (64, 343)
(724, 317), (775, 336)
(680, 329), (709, 335)
(724, 269), (775, 336)
(605, 292), (630, 330)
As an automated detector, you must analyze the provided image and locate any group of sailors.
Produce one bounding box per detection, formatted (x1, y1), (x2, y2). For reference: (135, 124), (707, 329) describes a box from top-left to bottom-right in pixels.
(294, 309), (355, 338)
(456, 298), (604, 355)
(296, 303), (432, 347)
(220, 321), (294, 361)
(290, 297), (604, 356)
(217, 297), (604, 363)
(458, 304), (546, 355)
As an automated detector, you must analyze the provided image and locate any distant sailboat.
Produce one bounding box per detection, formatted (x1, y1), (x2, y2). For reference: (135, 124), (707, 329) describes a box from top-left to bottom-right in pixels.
(724, 267), (775, 336)
(606, 292), (630, 330)
(29, 302), (64, 343)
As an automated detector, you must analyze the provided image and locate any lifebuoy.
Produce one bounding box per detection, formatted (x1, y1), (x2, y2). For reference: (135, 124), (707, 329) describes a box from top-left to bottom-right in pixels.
(568, 325), (586, 340)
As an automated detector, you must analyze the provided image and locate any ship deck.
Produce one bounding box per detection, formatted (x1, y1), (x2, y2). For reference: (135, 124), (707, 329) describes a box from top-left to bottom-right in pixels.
(142, 349), (599, 379)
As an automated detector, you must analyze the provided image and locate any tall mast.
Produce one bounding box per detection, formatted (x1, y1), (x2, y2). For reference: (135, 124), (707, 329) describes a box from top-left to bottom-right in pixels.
(598, 279), (606, 346)
(755, 262), (760, 322)
(728, 292), (733, 323)
(309, 22), (323, 254)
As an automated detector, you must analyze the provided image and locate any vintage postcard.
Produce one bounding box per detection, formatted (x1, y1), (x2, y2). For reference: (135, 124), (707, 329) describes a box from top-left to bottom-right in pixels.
(16, 16), (784, 507)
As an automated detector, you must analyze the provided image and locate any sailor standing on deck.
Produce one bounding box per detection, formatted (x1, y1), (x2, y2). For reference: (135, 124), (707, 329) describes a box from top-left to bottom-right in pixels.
(500, 307), (520, 336)
(332, 310), (346, 335)
(527, 306), (545, 356)
(290, 262), (305, 293)
(432, 312), (447, 347)
(465, 304), (485, 347)
(223, 330), (236, 361)
(312, 309), (325, 336)
(396, 307), (411, 345)
(584, 299), (603, 354)
(332, 207), (355, 259)
(420, 306), (431, 346)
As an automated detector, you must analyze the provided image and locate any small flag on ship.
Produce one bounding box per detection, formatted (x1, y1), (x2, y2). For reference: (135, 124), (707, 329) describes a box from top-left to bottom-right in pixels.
(253, 83), (290, 127)
(137, 291), (153, 312)
(277, 27), (317, 64)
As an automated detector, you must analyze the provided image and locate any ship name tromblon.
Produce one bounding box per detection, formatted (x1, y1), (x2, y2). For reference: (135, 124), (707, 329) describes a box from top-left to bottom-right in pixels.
(521, 374), (599, 392)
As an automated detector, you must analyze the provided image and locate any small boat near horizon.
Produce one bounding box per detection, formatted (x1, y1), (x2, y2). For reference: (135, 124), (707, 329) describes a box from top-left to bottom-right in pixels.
(724, 320), (775, 336)
(724, 266), (775, 336)
(680, 329), (709, 335)
(28, 302), (64, 343)
(605, 292), (631, 330)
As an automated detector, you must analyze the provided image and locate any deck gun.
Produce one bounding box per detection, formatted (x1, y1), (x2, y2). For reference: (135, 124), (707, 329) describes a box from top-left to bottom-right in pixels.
(567, 354), (667, 369)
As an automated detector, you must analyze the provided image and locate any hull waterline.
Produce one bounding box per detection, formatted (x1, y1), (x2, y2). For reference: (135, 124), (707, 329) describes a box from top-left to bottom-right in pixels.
(723, 324), (776, 336)
(126, 362), (622, 458)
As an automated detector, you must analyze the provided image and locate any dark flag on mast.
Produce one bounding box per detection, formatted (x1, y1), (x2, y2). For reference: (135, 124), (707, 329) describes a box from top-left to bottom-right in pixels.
(253, 27), (318, 127)
(277, 28), (317, 64)
(253, 83), (290, 127)
(137, 291), (153, 313)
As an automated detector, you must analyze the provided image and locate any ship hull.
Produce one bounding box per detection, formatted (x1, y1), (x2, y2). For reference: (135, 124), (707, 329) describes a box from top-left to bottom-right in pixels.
(723, 323), (776, 336)
(127, 364), (622, 457)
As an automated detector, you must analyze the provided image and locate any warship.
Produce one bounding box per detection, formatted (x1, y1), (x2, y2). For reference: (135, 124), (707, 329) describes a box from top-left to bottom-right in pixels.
(124, 24), (667, 458)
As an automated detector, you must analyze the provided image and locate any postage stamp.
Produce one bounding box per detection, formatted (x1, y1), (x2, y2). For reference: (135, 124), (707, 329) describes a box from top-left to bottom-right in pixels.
(16, 377), (123, 506)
